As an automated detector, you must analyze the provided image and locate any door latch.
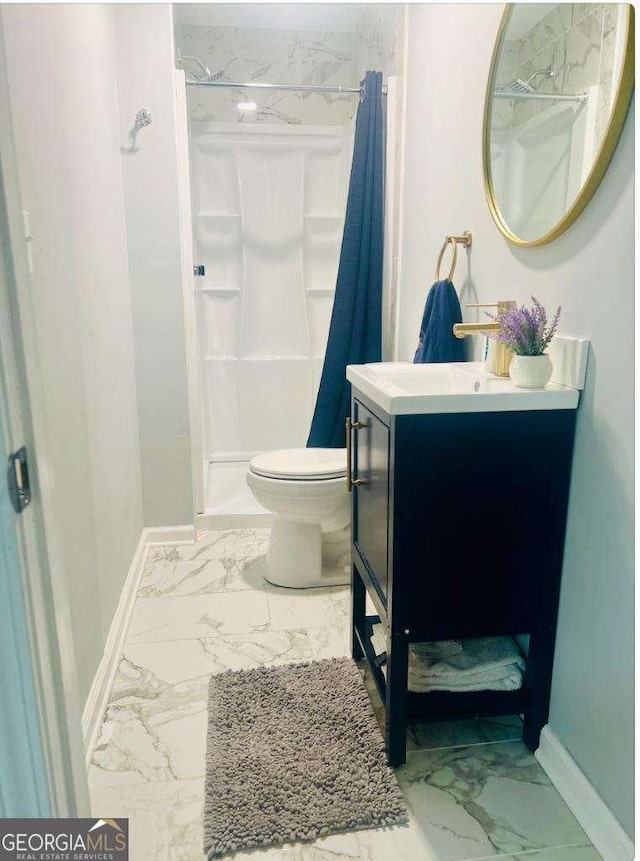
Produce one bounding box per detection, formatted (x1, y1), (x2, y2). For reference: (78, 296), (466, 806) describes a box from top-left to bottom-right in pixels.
(7, 446), (31, 514)
(193, 264), (206, 277)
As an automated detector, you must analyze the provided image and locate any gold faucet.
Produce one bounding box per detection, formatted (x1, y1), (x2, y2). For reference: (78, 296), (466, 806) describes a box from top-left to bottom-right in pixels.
(453, 300), (516, 377)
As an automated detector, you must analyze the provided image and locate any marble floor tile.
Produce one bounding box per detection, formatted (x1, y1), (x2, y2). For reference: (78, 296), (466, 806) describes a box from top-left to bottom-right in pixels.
(307, 624), (350, 660)
(89, 777), (205, 861)
(126, 591), (270, 644)
(111, 630), (313, 705)
(90, 696), (207, 790)
(138, 554), (266, 598)
(228, 832), (361, 861)
(141, 530), (269, 599)
(355, 812), (439, 861)
(266, 586), (350, 631)
(398, 741), (589, 861)
(146, 529), (269, 567)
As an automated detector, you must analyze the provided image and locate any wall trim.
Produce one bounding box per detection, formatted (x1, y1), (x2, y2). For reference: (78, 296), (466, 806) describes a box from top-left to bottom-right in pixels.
(81, 524), (197, 765)
(536, 726), (634, 861)
(81, 530), (148, 765)
(145, 524), (196, 545)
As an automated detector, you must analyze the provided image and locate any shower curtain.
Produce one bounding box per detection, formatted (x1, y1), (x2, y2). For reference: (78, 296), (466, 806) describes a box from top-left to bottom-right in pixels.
(306, 71), (384, 449)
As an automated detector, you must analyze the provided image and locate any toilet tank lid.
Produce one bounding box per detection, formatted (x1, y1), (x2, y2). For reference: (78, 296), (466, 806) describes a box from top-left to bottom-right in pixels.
(249, 448), (347, 480)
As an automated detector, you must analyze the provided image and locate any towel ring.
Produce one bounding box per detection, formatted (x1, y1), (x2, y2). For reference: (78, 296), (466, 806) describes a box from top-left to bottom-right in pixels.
(435, 231), (473, 282)
(435, 237), (458, 281)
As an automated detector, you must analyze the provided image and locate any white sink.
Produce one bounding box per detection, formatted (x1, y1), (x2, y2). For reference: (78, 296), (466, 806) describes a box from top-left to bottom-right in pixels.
(346, 361), (580, 415)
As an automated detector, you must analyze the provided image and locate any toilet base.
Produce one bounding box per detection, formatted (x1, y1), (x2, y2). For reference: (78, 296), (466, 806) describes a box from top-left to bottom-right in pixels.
(265, 520), (350, 589)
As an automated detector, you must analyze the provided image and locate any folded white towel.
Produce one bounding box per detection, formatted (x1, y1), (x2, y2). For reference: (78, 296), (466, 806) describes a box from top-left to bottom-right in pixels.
(378, 661), (523, 692)
(406, 669), (523, 693)
(370, 624), (524, 693)
(408, 660), (519, 685)
(412, 636), (525, 680)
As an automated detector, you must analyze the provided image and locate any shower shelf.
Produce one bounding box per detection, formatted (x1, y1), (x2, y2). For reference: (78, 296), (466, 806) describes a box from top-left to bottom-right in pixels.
(305, 287), (335, 295)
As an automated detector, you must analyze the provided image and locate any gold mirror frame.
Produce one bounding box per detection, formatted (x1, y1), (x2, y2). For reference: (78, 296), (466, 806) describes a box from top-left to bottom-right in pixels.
(482, 4), (635, 247)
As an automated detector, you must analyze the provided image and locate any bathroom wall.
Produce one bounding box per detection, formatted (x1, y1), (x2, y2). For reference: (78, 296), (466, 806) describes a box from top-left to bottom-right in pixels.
(114, 5), (194, 528)
(0, 5), (144, 702)
(354, 4), (404, 79)
(175, 4), (403, 126)
(398, 4), (634, 837)
(177, 20), (358, 126)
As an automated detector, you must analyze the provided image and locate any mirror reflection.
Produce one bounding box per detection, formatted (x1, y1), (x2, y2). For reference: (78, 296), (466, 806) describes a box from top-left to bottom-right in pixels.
(486, 4), (631, 244)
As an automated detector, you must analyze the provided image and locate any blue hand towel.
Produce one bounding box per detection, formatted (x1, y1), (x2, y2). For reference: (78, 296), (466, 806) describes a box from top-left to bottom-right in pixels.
(413, 279), (465, 364)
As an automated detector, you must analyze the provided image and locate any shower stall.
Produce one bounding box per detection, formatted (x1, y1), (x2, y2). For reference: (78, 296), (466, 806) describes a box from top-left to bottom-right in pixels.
(191, 118), (353, 517)
(173, 6), (404, 525)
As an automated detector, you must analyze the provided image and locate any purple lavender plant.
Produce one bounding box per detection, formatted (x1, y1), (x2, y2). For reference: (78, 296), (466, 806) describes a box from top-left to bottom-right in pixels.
(486, 297), (561, 356)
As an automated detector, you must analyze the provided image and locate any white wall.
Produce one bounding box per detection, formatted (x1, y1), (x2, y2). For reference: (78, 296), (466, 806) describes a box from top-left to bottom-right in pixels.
(114, 4), (194, 527)
(398, 4), (634, 838)
(1, 4), (144, 703)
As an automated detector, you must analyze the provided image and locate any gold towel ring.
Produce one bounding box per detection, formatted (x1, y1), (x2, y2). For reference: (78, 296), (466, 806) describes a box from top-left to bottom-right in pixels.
(435, 231), (473, 282)
(436, 237), (458, 281)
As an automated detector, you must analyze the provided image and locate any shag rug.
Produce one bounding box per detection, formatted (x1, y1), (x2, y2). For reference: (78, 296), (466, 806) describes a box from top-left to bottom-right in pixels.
(203, 657), (408, 858)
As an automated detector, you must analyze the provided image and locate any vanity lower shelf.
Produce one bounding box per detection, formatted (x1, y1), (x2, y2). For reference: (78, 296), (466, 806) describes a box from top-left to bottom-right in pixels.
(355, 615), (529, 724)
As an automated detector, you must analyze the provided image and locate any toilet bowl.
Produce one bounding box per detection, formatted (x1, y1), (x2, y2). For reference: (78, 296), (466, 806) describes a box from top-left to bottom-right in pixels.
(246, 448), (351, 588)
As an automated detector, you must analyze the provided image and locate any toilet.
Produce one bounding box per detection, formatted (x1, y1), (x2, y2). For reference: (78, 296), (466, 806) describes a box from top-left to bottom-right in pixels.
(246, 448), (351, 589)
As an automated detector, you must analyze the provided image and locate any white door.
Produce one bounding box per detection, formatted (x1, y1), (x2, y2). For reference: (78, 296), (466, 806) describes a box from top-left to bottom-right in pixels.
(0, 15), (88, 815)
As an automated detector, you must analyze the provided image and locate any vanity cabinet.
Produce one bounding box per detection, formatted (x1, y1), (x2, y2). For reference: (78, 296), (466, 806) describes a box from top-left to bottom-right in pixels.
(349, 388), (577, 767)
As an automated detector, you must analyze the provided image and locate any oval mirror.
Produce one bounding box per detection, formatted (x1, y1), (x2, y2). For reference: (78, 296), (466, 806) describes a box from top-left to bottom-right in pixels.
(483, 4), (634, 246)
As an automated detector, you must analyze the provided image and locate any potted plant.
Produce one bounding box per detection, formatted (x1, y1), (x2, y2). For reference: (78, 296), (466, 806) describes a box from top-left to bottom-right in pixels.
(487, 296), (561, 389)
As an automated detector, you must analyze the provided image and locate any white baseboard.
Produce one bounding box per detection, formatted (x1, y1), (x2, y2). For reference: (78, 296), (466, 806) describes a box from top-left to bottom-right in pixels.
(81, 530), (149, 765)
(145, 524), (197, 545)
(536, 726), (634, 861)
(82, 524), (197, 765)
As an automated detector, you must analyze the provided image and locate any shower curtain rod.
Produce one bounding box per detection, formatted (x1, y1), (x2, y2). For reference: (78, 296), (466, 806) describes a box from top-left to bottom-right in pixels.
(493, 91), (586, 102)
(186, 79), (387, 95)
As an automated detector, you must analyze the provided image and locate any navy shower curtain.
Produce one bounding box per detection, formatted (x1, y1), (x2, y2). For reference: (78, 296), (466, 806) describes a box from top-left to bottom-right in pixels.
(306, 71), (384, 449)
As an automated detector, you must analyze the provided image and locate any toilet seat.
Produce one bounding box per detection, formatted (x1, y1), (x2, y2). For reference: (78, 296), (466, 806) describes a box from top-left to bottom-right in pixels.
(249, 448), (347, 481)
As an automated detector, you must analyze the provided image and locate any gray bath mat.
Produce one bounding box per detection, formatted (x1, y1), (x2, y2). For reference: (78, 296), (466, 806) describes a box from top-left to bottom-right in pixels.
(204, 657), (408, 858)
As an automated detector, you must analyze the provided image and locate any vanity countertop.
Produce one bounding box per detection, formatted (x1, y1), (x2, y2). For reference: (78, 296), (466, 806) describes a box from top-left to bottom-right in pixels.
(346, 361), (580, 416)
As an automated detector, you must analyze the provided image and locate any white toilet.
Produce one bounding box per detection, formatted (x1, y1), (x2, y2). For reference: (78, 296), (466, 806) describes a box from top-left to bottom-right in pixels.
(246, 448), (351, 588)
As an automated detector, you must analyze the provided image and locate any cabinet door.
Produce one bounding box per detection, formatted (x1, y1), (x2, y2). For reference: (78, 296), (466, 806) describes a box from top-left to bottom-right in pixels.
(352, 401), (390, 601)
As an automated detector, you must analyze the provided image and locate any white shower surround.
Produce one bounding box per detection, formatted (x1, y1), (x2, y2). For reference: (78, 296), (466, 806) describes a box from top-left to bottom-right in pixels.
(190, 121), (353, 461)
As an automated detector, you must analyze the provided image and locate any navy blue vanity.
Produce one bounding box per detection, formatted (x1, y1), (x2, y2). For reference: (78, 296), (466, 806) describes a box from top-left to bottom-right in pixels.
(346, 360), (581, 767)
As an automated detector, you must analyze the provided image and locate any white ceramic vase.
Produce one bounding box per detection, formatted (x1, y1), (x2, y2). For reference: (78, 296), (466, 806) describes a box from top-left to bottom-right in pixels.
(509, 354), (553, 389)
